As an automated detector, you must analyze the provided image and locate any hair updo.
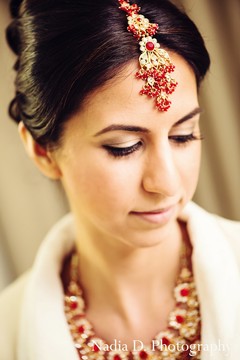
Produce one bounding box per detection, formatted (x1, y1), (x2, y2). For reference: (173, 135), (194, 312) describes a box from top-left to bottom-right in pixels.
(6, 0), (210, 149)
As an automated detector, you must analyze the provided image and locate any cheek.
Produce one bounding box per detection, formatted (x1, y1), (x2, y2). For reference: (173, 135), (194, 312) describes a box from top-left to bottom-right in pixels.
(179, 143), (201, 196)
(60, 154), (139, 216)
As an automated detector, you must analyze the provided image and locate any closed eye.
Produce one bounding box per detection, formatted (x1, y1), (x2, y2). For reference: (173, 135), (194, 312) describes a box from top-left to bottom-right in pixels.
(103, 141), (142, 158)
(169, 133), (204, 145)
(102, 133), (203, 158)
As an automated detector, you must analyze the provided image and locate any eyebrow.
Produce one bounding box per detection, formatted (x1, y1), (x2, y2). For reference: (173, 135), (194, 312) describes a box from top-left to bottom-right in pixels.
(94, 124), (150, 137)
(173, 107), (202, 127)
(94, 107), (202, 137)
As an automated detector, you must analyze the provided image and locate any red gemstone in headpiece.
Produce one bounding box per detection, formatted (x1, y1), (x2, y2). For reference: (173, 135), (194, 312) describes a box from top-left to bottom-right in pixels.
(118, 0), (177, 111)
(146, 41), (155, 51)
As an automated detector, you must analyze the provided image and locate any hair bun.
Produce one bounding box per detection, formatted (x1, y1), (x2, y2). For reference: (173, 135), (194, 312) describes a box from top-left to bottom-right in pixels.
(6, 0), (24, 124)
(6, 20), (21, 56)
(9, 96), (22, 124)
(6, 0), (24, 55)
(9, 0), (24, 18)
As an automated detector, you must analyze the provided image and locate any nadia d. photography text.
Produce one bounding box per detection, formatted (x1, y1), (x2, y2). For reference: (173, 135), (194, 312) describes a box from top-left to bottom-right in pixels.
(90, 339), (230, 357)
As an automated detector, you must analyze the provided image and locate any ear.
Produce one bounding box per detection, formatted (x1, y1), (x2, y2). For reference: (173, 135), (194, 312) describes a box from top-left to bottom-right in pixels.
(18, 122), (62, 180)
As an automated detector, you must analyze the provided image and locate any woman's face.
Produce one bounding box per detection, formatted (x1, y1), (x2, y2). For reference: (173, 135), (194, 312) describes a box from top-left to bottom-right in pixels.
(53, 53), (201, 248)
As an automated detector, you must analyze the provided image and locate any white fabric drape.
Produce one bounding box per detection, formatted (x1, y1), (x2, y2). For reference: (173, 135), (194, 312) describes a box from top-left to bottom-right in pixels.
(1, 203), (240, 359)
(0, 0), (239, 291)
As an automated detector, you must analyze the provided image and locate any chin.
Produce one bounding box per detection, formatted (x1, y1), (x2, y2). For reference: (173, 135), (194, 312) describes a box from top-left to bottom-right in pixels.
(120, 221), (179, 249)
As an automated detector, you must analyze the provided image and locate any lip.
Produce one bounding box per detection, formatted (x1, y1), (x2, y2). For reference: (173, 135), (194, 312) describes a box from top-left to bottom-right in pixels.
(130, 205), (175, 225)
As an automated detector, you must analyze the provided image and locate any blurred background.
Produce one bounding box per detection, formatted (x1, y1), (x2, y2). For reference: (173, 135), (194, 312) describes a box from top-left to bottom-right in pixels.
(0, 0), (239, 291)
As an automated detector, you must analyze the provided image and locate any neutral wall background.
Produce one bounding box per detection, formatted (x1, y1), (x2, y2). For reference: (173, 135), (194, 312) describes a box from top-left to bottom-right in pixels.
(0, 0), (239, 292)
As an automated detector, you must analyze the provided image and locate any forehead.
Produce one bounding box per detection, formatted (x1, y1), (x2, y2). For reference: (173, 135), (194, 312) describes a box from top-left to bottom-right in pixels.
(64, 53), (198, 137)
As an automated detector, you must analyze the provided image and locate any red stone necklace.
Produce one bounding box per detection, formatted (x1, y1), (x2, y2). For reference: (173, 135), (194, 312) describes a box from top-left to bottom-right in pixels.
(64, 246), (201, 359)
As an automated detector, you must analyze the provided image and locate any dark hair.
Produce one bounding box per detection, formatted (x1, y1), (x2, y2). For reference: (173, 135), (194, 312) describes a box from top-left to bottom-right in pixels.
(6, 0), (210, 149)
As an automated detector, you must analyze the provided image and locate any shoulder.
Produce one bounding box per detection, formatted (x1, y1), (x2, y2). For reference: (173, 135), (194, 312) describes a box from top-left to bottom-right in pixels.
(0, 272), (30, 360)
(213, 214), (240, 263)
(0, 213), (75, 360)
(183, 201), (240, 237)
(180, 201), (240, 262)
(213, 214), (240, 239)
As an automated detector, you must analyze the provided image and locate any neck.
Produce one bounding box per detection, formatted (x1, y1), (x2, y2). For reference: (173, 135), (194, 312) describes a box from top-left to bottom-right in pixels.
(63, 219), (199, 349)
(73, 219), (186, 320)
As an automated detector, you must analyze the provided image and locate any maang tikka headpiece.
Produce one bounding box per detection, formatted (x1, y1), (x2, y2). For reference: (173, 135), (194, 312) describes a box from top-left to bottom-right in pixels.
(118, 0), (178, 111)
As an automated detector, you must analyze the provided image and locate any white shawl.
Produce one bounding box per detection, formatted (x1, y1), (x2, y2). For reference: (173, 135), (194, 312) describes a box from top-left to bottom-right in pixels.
(17, 202), (240, 360)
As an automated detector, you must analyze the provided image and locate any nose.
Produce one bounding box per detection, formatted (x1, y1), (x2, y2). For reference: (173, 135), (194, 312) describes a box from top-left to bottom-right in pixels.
(142, 144), (181, 197)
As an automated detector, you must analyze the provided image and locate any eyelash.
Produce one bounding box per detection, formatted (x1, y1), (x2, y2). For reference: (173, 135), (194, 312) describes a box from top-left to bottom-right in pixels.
(103, 134), (203, 158)
(170, 133), (204, 144)
(103, 141), (142, 158)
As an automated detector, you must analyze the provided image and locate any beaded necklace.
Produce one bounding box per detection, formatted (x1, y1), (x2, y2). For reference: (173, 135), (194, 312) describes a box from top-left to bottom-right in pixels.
(64, 244), (201, 360)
